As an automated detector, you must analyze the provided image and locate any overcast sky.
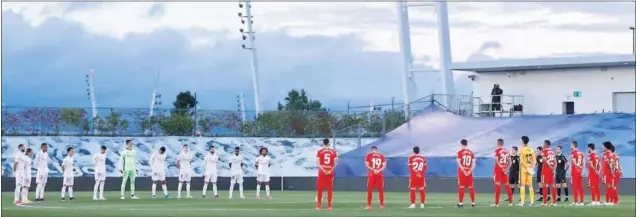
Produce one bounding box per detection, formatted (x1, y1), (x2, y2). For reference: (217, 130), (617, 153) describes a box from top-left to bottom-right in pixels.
(1, 2), (634, 111)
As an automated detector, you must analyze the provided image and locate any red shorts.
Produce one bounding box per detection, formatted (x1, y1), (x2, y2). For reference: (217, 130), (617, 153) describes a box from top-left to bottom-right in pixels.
(588, 174), (600, 188)
(571, 173), (583, 186)
(317, 172), (334, 188)
(367, 174), (384, 189)
(603, 174), (614, 185)
(614, 174), (621, 186)
(493, 170), (508, 184)
(542, 172), (555, 185)
(458, 173), (473, 187)
(409, 176), (425, 188)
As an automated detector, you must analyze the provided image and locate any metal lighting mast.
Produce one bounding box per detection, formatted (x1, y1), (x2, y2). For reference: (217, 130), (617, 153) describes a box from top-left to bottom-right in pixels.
(148, 71), (162, 117)
(395, 1), (455, 117)
(237, 93), (247, 124)
(85, 69), (98, 132)
(238, 0), (262, 117)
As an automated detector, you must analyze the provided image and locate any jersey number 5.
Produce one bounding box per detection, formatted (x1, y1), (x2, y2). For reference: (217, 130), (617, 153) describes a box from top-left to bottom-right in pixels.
(412, 162), (424, 171)
(462, 156), (472, 166)
(324, 153), (331, 164)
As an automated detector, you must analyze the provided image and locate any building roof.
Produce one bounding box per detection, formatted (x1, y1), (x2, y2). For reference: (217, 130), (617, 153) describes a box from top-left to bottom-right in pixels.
(451, 54), (635, 73)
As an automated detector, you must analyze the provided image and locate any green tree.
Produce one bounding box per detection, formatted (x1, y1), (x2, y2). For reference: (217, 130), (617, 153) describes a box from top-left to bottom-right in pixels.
(173, 91), (198, 115)
(157, 91), (198, 136)
(59, 108), (88, 133)
(253, 89), (330, 137)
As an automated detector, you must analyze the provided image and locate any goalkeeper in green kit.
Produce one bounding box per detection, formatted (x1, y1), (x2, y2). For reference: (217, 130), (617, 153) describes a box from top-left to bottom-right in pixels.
(119, 139), (139, 199)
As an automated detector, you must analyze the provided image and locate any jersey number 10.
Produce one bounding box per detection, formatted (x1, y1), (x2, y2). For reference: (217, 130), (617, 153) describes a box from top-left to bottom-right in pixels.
(461, 156), (472, 166)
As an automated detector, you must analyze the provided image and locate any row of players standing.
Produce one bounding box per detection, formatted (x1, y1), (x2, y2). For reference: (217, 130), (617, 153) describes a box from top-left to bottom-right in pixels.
(11, 140), (275, 204)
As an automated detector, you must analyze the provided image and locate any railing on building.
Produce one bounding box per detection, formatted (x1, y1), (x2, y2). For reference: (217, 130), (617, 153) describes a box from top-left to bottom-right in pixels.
(475, 94), (525, 117)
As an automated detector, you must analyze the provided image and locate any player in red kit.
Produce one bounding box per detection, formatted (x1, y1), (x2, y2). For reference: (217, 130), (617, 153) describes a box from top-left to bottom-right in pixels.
(610, 145), (621, 204)
(407, 146), (427, 209)
(569, 141), (585, 206)
(364, 146), (386, 209)
(456, 139), (476, 208)
(587, 143), (601, 206)
(492, 139), (513, 207)
(540, 140), (557, 206)
(601, 142), (614, 206)
(316, 138), (337, 210)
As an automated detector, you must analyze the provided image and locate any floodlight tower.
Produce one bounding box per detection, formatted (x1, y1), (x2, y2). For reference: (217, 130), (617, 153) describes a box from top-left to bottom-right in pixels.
(85, 69), (98, 130)
(238, 0), (262, 117)
(237, 93), (247, 124)
(395, 1), (455, 118)
(148, 71), (162, 117)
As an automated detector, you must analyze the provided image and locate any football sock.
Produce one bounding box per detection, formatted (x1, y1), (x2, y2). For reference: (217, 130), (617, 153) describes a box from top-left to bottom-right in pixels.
(409, 189), (416, 204)
(256, 184), (261, 197)
(564, 187), (569, 197)
(539, 187), (543, 197)
(35, 184), (41, 199)
(69, 187), (74, 198)
(605, 186), (609, 203)
(557, 188), (561, 197)
(162, 184), (168, 196)
(494, 185), (501, 204)
(186, 182), (191, 197)
(505, 185), (513, 202)
(239, 184), (244, 197)
(543, 186), (548, 204)
(22, 187), (29, 201)
(229, 183), (235, 198)
(458, 187), (465, 203)
(99, 181), (105, 198)
(14, 184), (21, 201)
(578, 184), (585, 202)
(212, 183), (217, 196)
(265, 185), (270, 197)
(62, 186), (67, 198)
(93, 182), (99, 198)
(379, 187), (385, 206)
(177, 182), (183, 197)
(326, 183), (333, 204)
(419, 189), (426, 204)
(614, 188), (619, 202)
(520, 187), (526, 203)
(317, 186), (323, 206)
(528, 187), (535, 202)
(202, 183), (208, 196)
(469, 188), (475, 203)
(366, 187), (373, 206)
(551, 187), (557, 203)
(152, 183), (157, 196)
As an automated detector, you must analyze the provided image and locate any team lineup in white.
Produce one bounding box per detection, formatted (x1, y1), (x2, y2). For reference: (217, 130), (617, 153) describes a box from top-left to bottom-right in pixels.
(12, 140), (273, 204)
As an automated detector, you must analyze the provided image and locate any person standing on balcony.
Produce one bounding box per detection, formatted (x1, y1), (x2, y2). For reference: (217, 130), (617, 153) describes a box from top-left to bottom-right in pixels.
(491, 84), (503, 111)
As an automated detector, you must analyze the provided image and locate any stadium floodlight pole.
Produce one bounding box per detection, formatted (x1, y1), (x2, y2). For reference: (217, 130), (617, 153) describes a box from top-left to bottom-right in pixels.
(396, 1), (414, 120)
(630, 26), (635, 54)
(435, 1), (456, 108)
(86, 69), (98, 133)
(237, 93), (247, 124)
(239, 0), (262, 117)
(148, 70), (161, 117)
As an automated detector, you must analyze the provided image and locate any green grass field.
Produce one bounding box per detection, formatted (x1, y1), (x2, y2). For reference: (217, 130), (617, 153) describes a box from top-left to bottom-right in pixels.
(2, 191), (635, 217)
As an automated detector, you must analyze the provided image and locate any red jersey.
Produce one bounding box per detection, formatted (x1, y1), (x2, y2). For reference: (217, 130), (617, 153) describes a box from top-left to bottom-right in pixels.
(493, 147), (510, 173)
(316, 148), (337, 173)
(602, 151), (612, 176)
(587, 152), (600, 176)
(570, 149), (584, 175)
(611, 153), (621, 176)
(365, 152), (386, 176)
(541, 149), (556, 174)
(408, 154), (427, 177)
(457, 149), (475, 172)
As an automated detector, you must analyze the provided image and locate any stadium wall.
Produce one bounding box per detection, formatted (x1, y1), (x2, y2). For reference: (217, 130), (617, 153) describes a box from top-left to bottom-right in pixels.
(2, 177), (635, 195)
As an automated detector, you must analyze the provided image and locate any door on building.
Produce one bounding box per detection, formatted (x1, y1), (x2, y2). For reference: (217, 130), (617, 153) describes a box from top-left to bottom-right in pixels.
(562, 101), (575, 115)
(612, 92), (636, 113)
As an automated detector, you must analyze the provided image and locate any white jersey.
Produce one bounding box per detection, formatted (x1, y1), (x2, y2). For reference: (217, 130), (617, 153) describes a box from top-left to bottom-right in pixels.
(151, 152), (167, 173)
(204, 153), (219, 174)
(35, 151), (49, 173)
(230, 154), (244, 174)
(177, 152), (193, 172)
(14, 152), (25, 173)
(255, 155), (272, 175)
(62, 156), (74, 177)
(23, 156), (32, 177)
(92, 153), (107, 174)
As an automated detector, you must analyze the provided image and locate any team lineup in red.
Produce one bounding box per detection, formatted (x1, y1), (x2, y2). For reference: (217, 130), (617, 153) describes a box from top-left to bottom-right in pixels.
(314, 137), (623, 210)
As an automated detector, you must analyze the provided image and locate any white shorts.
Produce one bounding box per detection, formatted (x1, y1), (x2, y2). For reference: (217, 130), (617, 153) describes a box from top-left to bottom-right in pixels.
(63, 175), (74, 186)
(15, 172), (23, 187)
(257, 174), (270, 182)
(231, 173), (244, 184)
(179, 171), (191, 182)
(36, 171), (48, 184)
(152, 171), (165, 181)
(95, 171), (106, 181)
(205, 173), (218, 183)
(23, 176), (32, 188)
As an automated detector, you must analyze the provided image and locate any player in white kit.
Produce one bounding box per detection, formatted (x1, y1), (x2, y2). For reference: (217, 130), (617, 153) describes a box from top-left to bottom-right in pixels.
(13, 144), (26, 205)
(22, 148), (34, 203)
(229, 147), (246, 199)
(255, 147), (272, 199)
(151, 147), (170, 199)
(202, 146), (219, 198)
(93, 146), (108, 200)
(34, 143), (50, 201)
(61, 147), (75, 201)
(177, 144), (194, 199)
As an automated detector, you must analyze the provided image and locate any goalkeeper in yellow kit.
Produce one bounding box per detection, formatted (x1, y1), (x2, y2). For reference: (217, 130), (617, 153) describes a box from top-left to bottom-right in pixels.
(518, 136), (536, 206)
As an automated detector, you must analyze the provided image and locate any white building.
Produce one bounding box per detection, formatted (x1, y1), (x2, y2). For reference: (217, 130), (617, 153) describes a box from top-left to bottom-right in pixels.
(452, 54), (636, 115)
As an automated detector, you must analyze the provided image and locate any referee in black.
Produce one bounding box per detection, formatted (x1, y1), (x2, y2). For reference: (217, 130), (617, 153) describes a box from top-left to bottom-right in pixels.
(505, 146), (520, 202)
(555, 145), (569, 202)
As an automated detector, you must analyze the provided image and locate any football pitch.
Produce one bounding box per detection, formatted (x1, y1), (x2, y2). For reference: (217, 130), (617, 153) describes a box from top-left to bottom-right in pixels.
(2, 191), (635, 217)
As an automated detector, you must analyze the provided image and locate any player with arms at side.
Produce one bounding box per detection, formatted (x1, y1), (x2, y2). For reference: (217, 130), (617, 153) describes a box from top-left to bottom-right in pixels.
(535, 146), (549, 203)
(202, 146), (219, 198)
(492, 139), (513, 207)
(540, 140), (557, 206)
(229, 147), (246, 199)
(407, 146), (427, 209)
(13, 144), (26, 205)
(586, 143), (601, 206)
(21, 148), (34, 203)
(61, 147), (75, 201)
(601, 142), (615, 206)
(517, 136), (536, 206)
(35, 143), (51, 201)
(554, 145), (569, 203)
(456, 139), (476, 208)
(609, 144), (621, 204)
(119, 139), (139, 200)
(177, 144), (194, 199)
(505, 147), (520, 202)
(365, 146), (386, 209)
(151, 147), (169, 199)
(569, 142), (585, 206)
(316, 138), (337, 210)
(255, 147), (273, 199)
(93, 146), (108, 200)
